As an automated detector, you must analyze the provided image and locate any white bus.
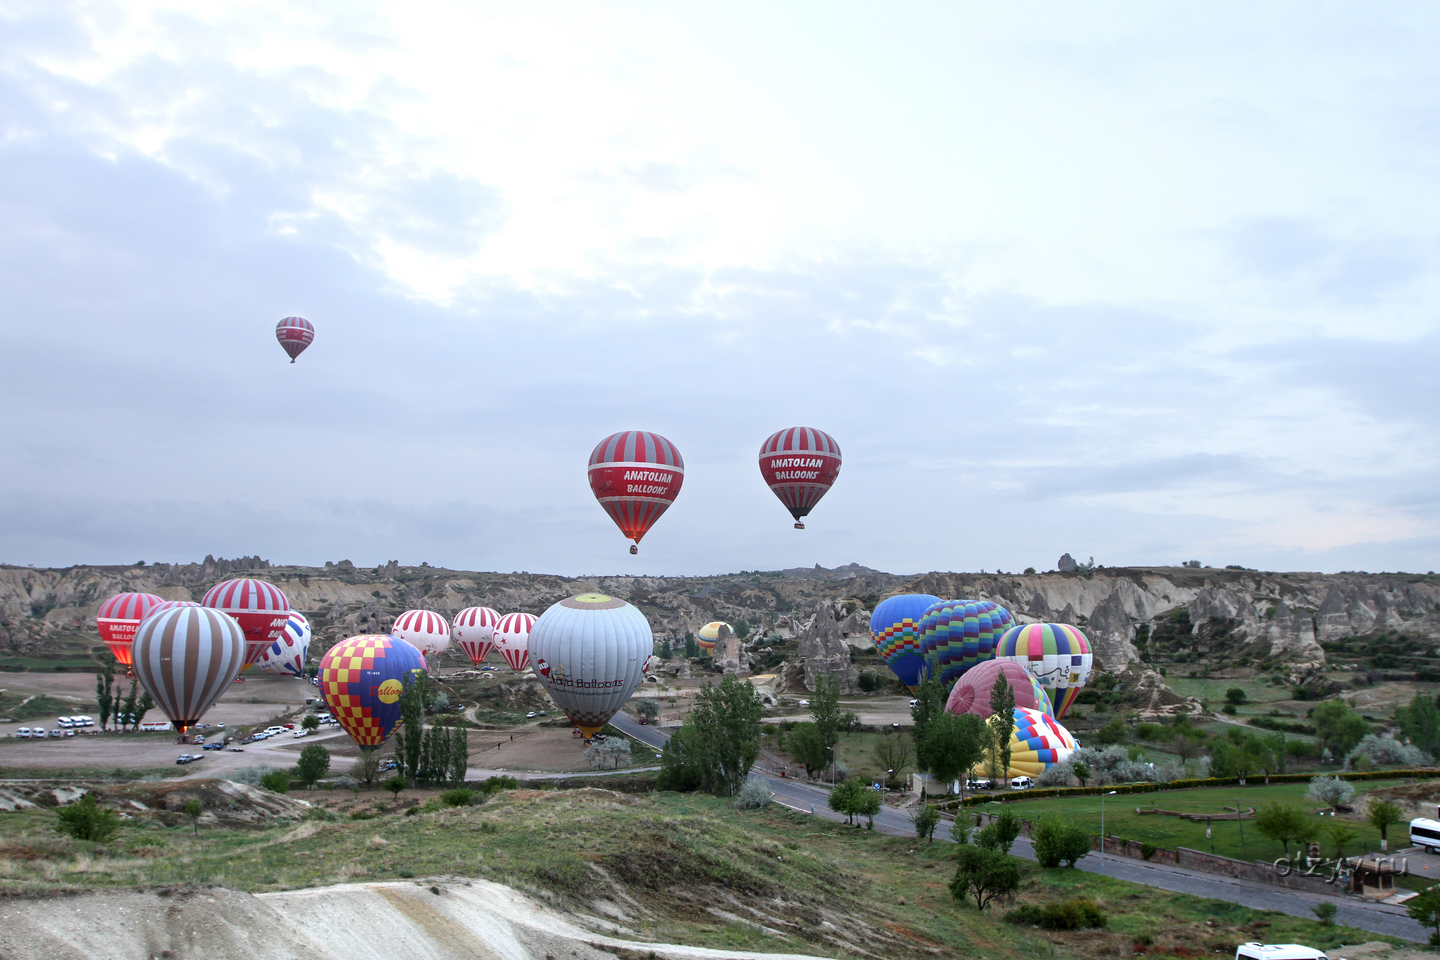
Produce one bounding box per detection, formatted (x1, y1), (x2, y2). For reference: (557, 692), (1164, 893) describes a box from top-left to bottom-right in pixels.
(138, 721), (174, 733)
(1410, 818), (1440, 853)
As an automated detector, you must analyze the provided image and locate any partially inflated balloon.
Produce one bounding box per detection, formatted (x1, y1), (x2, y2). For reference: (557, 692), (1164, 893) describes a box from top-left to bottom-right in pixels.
(202, 579), (291, 667)
(453, 607), (501, 666)
(132, 606), (246, 733)
(152, 600), (200, 613)
(697, 621), (732, 656)
(494, 612), (535, 672)
(258, 611), (311, 676)
(276, 316), (314, 363)
(391, 609), (451, 657)
(994, 623), (1093, 719)
(970, 707), (1076, 780)
(870, 594), (943, 689)
(758, 427), (842, 529)
(529, 594), (651, 738)
(96, 593), (164, 666)
(588, 430), (684, 554)
(945, 659), (1052, 719)
(318, 635), (427, 750)
(917, 599), (1015, 689)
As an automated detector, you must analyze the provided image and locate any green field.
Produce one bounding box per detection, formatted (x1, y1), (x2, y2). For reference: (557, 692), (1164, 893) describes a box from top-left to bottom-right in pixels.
(997, 780), (1413, 862)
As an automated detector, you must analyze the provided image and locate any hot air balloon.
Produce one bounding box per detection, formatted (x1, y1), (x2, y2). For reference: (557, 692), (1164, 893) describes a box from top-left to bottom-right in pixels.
(132, 606), (246, 735)
(96, 593), (164, 667)
(529, 594), (651, 738)
(318, 635), (428, 750)
(758, 427), (842, 529)
(202, 579), (292, 667)
(494, 612), (536, 672)
(870, 594), (943, 690)
(994, 623), (1093, 719)
(696, 621), (732, 656)
(258, 611), (311, 676)
(945, 659), (1052, 719)
(152, 600), (200, 613)
(276, 316), (314, 363)
(391, 609), (451, 658)
(453, 607), (501, 666)
(970, 707), (1077, 780)
(588, 430), (684, 554)
(917, 599), (1016, 690)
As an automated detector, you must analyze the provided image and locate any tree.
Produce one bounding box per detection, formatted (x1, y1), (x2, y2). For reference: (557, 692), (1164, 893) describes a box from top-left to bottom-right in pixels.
(1368, 799), (1405, 852)
(660, 638), (673, 659)
(352, 753), (380, 789)
(854, 786), (882, 828)
(1396, 692), (1440, 759)
(786, 722), (829, 779)
(909, 674), (947, 750)
(1031, 815), (1092, 868)
(302, 714), (321, 732)
(55, 793), (120, 843)
(911, 803), (941, 842)
(1405, 886), (1440, 947)
(585, 737), (633, 770)
(260, 770), (290, 794)
(95, 658), (116, 731)
(733, 619), (751, 640)
(1225, 688), (1248, 706)
(829, 779), (869, 825)
(383, 774), (409, 799)
(976, 810), (1022, 855)
(119, 682), (140, 733)
(1312, 700), (1370, 758)
(810, 674), (842, 757)
(684, 633), (699, 658)
(1092, 718), (1128, 746)
(1306, 775), (1355, 814)
(986, 673), (1015, 781)
(1172, 733), (1202, 768)
(634, 699), (661, 723)
(920, 712), (986, 798)
(296, 744), (331, 788)
(1312, 902), (1337, 926)
(661, 677), (763, 795)
(873, 727), (911, 781)
(1321, 821), (1359, 860)
(1254, 802), (1316, 857)
(449, 724), (469, 784)
(182, 798), (204, 836)
(392, 671), (428, 782)
(1072, 762), (1091, 788)
(951, 846), (1020, 911)
(656, 725), (706, 791)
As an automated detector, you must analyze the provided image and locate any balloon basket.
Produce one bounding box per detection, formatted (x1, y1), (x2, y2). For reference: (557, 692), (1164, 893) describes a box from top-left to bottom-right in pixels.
(629, 544), (637, 555)
(794, 521), (805, 529)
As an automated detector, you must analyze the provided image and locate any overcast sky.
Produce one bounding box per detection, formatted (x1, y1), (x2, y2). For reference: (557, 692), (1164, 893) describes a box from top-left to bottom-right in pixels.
(2, 2), (1438, 577)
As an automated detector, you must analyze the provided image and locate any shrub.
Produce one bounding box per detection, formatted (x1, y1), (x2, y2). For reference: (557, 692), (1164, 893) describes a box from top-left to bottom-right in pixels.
(227, 764), (280, 786)
(734, 781), (772, 810)
(259, 771), (291, 794)
(440, 788), (479, 807)
(1313, 902), (1337, 925)
(55, 793), (120, 843)
(912, 804), (941, 842)
(951, 846), (1020, 910)
(1307, 774), (1355, 812)
(1225, 688), (1248, 705)
(1031, 898), (1107, 930)
(481, 775), (520, 793)
(1031, 815), (1091, 868)
(1347, 734), (1428, 769)
(333, 775), (358, 791)
(296, 743), (331, 788)
(1140, 842), (1157, 861)
(976, 810), (1021, 854)
(382, 774), (410, 799)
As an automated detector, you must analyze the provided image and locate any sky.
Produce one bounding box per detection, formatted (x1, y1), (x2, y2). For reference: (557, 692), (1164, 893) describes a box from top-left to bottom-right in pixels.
(1, 1), (1438, 577)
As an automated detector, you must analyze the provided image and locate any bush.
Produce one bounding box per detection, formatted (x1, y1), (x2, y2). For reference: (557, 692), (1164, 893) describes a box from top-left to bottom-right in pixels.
(382, 774), (410, 798)
(1347, 734), (1428, 769)
(1012, 898), (1106, 930)
(55, 793), (120, 843)
(734, 781), (772, 810)
(1313, 902), (1337, 925)
(976, 810), (1021, 854)
(912, 804), (941, 842)
(227, 764), (280, 786)
(334, 775), (358, 791)
(1225, 688), (1248, 705)
(481, 775), (520, 793)
(440, 788), (479, 807)
(1031, 815), (1092, 868)
(1140, 842), (1157, 861)
(951, 846), (1020, 910)
(1307, 774), (1355, 812)
(259, 771), (291, 794)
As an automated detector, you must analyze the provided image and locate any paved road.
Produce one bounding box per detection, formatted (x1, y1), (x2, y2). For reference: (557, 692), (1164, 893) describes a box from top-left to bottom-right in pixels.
(609, 715), (1428, 943)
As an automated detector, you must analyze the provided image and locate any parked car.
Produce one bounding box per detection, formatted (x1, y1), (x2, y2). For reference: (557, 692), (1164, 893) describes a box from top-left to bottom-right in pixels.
(1009, 776), (1033, 790)
(176, 754), (203, 764)
(16, 728), (30, 738)
(32, 728), (47, 738)
(203, 742), (224, 750)
(526, 712), (537, 719)
(908, 699), (919, 708)
(967, 778), (992, 791)
(292, 729), (308, 738)
(75, 715), (94, 727)
(227, 747), (245, 752)
(798, 700), (809, 707)
(56, 717), (74, 728)
(538, 710), (547, 716)
(380, 759), (398, 771)
(1234, 944), (1328, 960)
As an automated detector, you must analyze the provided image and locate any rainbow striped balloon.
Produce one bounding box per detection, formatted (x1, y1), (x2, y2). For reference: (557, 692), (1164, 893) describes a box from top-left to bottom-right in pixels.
(870, 594), (942, 690)
(916, 599), (1015, 690)
(1007, 707), (1077, 778)
(994, 623), (1092, 719)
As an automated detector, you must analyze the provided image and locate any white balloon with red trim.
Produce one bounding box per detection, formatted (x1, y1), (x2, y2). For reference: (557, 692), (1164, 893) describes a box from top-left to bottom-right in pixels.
(391, 609), (451, 657)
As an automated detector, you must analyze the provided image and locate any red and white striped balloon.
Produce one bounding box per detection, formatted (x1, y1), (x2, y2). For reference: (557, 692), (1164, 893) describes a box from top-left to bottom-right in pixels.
(152, 600), (200, 614)
(391, 609), (451, 656)
(758, 426), (842, 529)
(276, 316), (314, 363)
(452, 606), (501, 665)
(132, 606), (246, 733)
(202, 579), (291, 667)
(494, 612), (536, 672)
(96, 593), (165, 666)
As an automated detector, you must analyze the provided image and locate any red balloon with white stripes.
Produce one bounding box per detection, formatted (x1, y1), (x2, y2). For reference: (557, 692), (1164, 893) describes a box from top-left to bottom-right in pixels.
(452, 606), (501, 666)
(275, 316), (314, 363)
(96, 592), (165, 667)
(494, 612), (536, 672)
(588, 430), (684, 554)
(132, 606), (246, 734)
(201, 578), (292, 667)
(391, 609), (451, 657)
(759, 426), (842, 529)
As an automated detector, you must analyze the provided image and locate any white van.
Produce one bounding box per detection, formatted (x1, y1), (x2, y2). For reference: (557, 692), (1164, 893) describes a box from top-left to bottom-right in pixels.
(56, 717), (74, 728)
(1010, 776), (1034, 790)
(75, 716), (94, 727)
(16, 727), (30, 738)
(32, 728), (46, 738)
(1411, 818), (1440, 853)
(1235, 944), (1327, 960)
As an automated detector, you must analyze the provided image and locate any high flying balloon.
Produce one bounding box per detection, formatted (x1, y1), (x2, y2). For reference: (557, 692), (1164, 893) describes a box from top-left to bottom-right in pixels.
(758, 427), (842, 529)
(494, 612), (535, 672)
(96, 593), (164, 667)
(870, 594), (943, 689)
(391, 609), (451, 657)
(276, 316), (314, 363)
(917, 599), (1016, 690)
(588, 430), (684, 554)
(318, 635), (427, 750)
(529, 594), (651, 738)
(995, 623), (1093, 719)
(453, 607), (501, 666)
(202, 579), (291, 667)
(258, 611), (311, 676)
(132, 606), (246, 733)
(945, 659), (1052, 719)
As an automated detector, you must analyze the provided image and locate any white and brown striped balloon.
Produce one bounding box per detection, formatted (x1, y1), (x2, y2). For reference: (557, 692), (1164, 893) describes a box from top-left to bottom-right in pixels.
(132, 606), (245, 732)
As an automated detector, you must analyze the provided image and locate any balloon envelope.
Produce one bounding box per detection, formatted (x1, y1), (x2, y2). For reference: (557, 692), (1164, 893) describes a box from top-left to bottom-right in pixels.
(132, 606), (246, 733)
(392, 609), (451, 656)
(453, 606), (501, 666)
(587, 430), (684, 552)
(276, 316), (314, 362)
(917, 599), (1016, 690)
(696, 621), (732, 656)
(202, 579), (291, 666)
(996, 707), (1077, 779)
(758, 427), (842, 528)
(945, 659), (1052, 719)
(96, 592), (165, 666)
(994, 623), (1093, 719)
(529, 594), (651, 738)
(318, 635), (427, 750)
(258, 611), (311, 676)
(870, 594), (943, 689)
(494, 612), (535, 672)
